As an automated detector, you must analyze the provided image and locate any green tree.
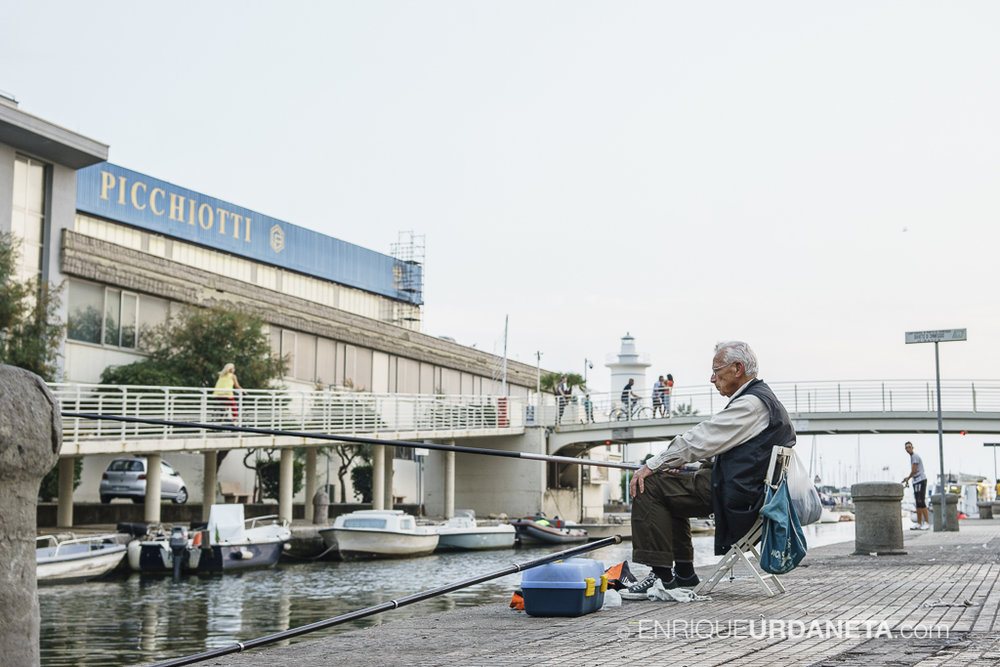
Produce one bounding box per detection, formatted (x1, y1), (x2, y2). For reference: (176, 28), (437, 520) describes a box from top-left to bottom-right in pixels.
(0, 232), (64, 381)
(671, 401), (700, 417)
(351, 463), (373, 503)
(540, 372), (586, 393)
(1, 233), (70, 498)
(100, 305), (286, 388)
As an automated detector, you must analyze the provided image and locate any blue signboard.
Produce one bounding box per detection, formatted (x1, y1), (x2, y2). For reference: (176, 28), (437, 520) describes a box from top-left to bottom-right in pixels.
(76, 163), (422, 304)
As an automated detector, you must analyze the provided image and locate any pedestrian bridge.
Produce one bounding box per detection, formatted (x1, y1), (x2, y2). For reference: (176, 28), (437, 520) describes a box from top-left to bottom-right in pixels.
(54, 379), (1000, 457)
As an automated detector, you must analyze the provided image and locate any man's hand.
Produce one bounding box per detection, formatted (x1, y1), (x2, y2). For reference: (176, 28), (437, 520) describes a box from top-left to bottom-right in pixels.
(630, 465), (654, 498)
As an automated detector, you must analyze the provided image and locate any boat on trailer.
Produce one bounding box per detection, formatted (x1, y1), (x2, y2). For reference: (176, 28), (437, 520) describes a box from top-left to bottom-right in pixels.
(36, 534), (127, 584)
(320, 509), (439, 559)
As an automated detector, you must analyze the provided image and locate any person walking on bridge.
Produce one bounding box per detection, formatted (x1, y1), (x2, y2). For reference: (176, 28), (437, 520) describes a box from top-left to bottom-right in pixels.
(623, 341), (795, 598)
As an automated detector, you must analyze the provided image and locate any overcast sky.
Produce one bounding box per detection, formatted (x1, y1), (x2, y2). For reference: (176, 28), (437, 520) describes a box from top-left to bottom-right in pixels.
(4, 2), (999, 483)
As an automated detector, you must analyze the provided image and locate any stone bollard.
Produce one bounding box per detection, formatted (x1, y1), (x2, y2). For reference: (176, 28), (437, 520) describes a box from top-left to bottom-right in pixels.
(852, 482), (906, 555)
(977, 501), (994, 520)
(931, 494), (960, 532)
(0, 365), (62, 667)
(312, 488), (330, 525)
(992, 501), (1000, 520)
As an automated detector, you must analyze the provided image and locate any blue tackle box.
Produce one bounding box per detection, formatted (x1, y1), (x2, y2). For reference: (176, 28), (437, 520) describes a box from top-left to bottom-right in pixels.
(520, 558), (607, 617)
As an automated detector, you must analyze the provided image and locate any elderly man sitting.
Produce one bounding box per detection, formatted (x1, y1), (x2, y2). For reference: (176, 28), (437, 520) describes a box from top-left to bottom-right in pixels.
(623, 341), (796, 598)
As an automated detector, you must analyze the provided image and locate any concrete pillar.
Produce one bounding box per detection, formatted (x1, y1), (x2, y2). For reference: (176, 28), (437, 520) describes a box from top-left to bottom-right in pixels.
(279, 448), (294, 523)
(144, 453), (162, 525)
(57, 457), (74, 528)
(0, 365), (61, 667)
(977, 501), (994, 519)
(384, 446), (394, 510)
(852, 482), (905, 555)
(372, 445), (385, 510)
(202, 451), (218, 522)
(444, 445), (456, 519)
(304, 448), (317, 523)
(991, 501), (1000, 520)
(932, 494), (960, 532)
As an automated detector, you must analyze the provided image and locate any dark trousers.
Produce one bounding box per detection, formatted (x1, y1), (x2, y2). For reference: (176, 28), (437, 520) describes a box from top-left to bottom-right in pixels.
(631, 467), (713, 567)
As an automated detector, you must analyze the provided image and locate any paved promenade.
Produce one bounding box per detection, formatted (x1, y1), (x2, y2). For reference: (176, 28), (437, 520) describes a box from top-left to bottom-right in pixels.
(203, 521), (1000, 666)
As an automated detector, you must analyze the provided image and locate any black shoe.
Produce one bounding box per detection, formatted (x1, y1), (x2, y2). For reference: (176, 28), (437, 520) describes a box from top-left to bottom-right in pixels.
(672, 572), (700, 589)
(620, 572), (659, 600)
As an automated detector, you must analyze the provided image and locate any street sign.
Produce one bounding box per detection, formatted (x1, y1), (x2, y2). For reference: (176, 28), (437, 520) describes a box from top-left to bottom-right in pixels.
(905, 329), (967, 344)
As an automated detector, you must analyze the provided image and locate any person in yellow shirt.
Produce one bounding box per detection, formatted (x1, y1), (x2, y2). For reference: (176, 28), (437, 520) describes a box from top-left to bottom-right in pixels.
(212, 363), (243, 422)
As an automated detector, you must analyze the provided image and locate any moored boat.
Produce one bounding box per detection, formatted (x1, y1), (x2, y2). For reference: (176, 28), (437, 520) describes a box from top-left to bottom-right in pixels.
(433, 512), (516, 551)
(36, 534), (127, 585)
(510, 518), (588, 545)
(127, 505), (290, 574)
(689, 518), (715, 534)
(320, 509), (439, 559)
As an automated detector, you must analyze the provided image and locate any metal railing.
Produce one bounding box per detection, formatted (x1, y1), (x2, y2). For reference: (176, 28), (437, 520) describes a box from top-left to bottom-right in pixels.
(49, 380), (1000, 443)
(535, 380), (1000, 426)
(51, 384), (524, 442)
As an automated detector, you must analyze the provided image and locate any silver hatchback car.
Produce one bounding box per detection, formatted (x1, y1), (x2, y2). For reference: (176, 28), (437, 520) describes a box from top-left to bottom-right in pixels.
(99, 457), (188, 504)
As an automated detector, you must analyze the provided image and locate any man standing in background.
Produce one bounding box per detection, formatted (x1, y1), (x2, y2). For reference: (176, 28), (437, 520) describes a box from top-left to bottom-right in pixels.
(902, 441), (930, 530)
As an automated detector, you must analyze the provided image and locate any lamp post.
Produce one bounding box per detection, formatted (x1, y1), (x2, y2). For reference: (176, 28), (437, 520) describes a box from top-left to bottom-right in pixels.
(905, 328), (967, 530)
(583, 358), (593, 386)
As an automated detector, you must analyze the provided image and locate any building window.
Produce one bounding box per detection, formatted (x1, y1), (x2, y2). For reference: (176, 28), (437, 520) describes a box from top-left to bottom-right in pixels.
(67, 279), (169, 349)
(11, 155), (47, 284)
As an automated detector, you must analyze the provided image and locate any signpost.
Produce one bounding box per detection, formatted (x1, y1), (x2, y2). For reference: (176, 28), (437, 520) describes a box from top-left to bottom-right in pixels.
(985, 443), (1000, 499)
(906, 328), (967, 530)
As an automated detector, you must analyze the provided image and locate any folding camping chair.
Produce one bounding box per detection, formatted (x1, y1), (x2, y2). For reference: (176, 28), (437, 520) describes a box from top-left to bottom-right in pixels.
(693, 445), (794, 598)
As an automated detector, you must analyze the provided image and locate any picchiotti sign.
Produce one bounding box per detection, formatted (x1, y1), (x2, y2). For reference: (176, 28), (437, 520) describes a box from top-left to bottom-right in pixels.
(76, 163), (422, 304)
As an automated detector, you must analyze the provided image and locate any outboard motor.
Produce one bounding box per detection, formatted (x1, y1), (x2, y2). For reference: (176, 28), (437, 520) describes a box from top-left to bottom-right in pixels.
(168, 526), (189, 580)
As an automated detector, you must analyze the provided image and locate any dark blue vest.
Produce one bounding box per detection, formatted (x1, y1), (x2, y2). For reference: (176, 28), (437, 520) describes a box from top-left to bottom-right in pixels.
(711, 379), (796, 555)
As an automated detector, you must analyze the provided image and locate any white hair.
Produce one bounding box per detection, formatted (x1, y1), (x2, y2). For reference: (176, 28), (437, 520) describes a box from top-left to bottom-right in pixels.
(715, 341), (758, 377)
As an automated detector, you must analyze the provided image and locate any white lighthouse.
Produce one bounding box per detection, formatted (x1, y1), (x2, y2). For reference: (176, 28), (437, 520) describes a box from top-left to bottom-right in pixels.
(606, 332), (652, 400)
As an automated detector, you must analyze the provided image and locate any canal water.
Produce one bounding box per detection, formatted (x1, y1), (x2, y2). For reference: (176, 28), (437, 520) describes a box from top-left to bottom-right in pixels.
(38, 522), (855, 666)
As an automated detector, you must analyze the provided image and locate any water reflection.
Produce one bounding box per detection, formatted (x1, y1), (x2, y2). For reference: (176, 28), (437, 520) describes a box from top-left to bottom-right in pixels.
(38, 523), (855, 666)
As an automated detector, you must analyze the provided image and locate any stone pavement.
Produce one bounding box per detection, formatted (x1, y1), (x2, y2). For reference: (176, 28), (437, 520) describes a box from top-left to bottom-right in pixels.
(202, 521), (1000, 666)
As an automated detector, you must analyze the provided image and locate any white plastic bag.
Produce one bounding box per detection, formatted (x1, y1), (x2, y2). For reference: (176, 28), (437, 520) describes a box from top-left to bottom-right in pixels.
(786, 449), (822, 525)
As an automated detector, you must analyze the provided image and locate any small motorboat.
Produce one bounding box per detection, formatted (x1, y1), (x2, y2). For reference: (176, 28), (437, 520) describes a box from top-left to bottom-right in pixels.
(36, 534), (127, 585)
(819, 508), (842, 524)
(510, 516), (588, 545)
(689, 518), (715, 534)
(320, 509), (439, 559)
(127, 505), (290, 574)
(433, 511), (516, 551)
(198, 505), (291, 572)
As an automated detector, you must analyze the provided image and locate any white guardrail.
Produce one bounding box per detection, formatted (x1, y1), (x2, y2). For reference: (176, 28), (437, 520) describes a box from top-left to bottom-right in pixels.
(50, 380), (1000, 442)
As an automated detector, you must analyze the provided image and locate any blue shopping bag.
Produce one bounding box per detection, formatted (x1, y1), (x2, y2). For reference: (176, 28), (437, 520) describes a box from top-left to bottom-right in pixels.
(759, 477), (808, 575)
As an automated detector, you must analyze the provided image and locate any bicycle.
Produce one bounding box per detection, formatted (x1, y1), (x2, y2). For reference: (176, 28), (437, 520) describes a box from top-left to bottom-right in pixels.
(609, 399), (652, 421)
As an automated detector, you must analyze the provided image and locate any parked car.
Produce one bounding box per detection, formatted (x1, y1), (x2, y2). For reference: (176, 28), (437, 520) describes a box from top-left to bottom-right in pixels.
(99, 457), (188, 504)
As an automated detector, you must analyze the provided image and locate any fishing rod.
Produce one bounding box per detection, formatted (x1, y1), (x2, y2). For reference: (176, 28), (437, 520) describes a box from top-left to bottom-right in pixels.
(61, 412), (642, 471)
(151, 534), (622, 667)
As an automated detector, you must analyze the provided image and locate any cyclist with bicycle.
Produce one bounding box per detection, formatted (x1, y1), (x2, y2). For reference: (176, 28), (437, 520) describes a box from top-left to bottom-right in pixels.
(621, 378), (639, 414)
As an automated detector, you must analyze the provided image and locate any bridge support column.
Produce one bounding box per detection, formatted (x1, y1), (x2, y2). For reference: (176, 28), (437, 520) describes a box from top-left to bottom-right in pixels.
(372, 445), (385, 510)
(384, 446), (394, 510)
(304, 448), (317, 523)
(57, 457), (74, 528)
(202, 451), (217, 521)
(444, 441), (455, 519)
(144, 453), (162, 525)
(279, 448), (293, 523)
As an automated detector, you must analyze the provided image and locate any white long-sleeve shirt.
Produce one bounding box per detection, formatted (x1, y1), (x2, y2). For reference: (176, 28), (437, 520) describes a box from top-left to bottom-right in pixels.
(644, 379), (770, 472)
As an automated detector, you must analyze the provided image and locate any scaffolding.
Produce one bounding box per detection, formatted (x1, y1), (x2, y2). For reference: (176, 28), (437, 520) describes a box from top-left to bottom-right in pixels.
(385, 230), (425, 328)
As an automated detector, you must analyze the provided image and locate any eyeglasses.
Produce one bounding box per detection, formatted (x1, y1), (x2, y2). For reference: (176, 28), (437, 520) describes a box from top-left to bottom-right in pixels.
(711, 362), (735, 376)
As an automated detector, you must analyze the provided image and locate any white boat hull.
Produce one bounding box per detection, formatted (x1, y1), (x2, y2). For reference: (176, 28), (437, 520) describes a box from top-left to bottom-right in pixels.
(435, 525), (516, 551)
(37, 543), (126, 584)
(323, 528), (439, 559)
